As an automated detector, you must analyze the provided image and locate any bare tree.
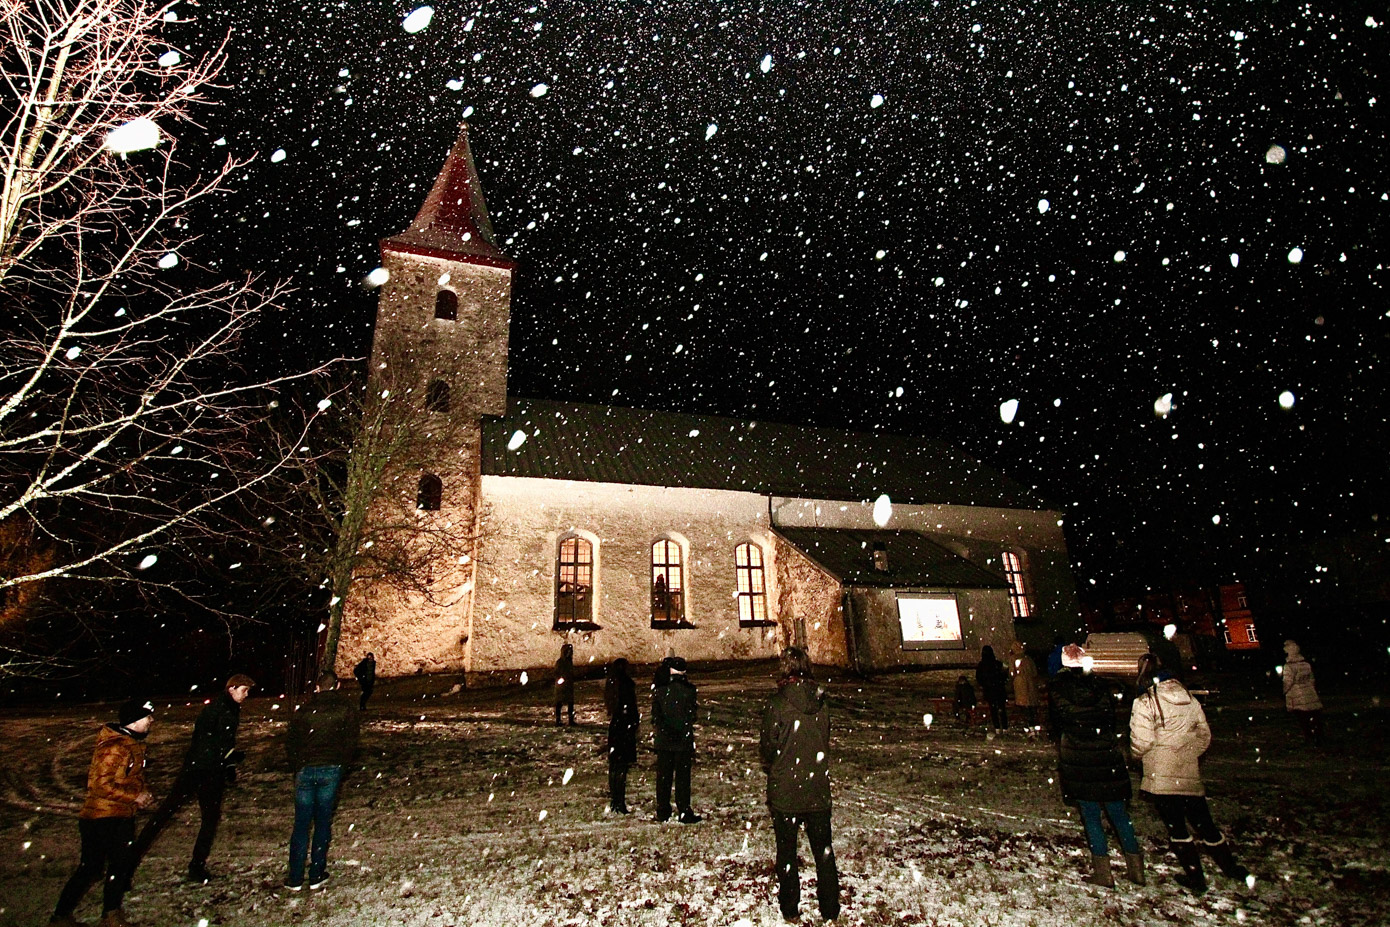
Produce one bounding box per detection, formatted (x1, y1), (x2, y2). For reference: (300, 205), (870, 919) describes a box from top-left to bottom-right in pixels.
(0, 1), (338, 639)
(250, 338), (484, 672)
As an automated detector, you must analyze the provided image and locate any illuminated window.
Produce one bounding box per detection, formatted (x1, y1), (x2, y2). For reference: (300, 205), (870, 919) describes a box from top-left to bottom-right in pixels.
(1247, 624), (1258, 643)
(416, 473), (442, 511)
(1222, 626), (1234, 645)
(1001, 550), (1032, 619)
(735, 543), (770, 625)
(434, 290), (458, 321)
(651, 539), (685, 627)
(555, 536), (594, 629)
(425, 379), (450, 412)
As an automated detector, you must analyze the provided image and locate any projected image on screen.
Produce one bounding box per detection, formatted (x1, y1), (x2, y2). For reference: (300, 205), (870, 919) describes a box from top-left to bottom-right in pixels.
(897, 593), (964, 650)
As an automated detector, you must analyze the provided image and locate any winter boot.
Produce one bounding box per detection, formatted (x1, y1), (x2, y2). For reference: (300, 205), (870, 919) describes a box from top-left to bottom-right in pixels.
(1123, 850), (1146, 886)
(1085, 854), (1115, 887)
(1171, 841), (1207, 895)
(98, 910), (137, 927)
(1203, 837), (1249, 881)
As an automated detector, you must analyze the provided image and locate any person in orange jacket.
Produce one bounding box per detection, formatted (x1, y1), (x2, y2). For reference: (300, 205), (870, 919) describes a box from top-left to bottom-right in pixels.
(50, 698), (156, 927)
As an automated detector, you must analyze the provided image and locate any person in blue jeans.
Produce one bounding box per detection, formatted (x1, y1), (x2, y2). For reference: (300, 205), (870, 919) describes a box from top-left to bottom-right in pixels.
(1051, 644), (1144, 887)
(284, 671), (359, 891)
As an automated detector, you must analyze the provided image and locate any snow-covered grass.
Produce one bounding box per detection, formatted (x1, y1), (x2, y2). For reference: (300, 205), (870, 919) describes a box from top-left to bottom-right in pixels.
(2, 666), (1386, 926)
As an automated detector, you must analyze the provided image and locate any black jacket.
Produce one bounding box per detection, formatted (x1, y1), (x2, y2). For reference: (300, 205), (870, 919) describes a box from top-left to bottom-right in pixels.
(760, 679), (832, 814)
(652, 674), (696, 752)
(286, 688), (360, 771)
(1050, 668), (1132, 803)
(975, 655), (1008, 703)
(184, 691), (241, 771)
(604, 668), (640, 765)
(354, 655), (376, 686)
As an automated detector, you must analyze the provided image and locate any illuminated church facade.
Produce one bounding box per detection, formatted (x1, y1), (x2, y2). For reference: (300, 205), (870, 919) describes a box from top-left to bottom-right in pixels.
(337, 126), (1079, 683)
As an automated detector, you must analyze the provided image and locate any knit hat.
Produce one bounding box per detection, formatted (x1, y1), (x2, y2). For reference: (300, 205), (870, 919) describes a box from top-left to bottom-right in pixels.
(1061, 644), (1087, 668)
(118, 697), (155, 727)
(1283, 640), (1302, 658)
(225, 673), (256, 690)
(663, 656), (687, 674)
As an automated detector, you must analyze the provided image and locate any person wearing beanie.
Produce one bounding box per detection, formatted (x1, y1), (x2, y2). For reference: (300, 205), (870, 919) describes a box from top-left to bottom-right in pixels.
(651, 655), (700, 823)
(129, 674), (254, 885)
(1050, 644), (1144, 888)
(1130, 652), (1248, 894)
(760, 647), (840, 922)
(1281, 640), (1323, 744)
(50, 699), (155, 927)
(283, 672), (359, 891)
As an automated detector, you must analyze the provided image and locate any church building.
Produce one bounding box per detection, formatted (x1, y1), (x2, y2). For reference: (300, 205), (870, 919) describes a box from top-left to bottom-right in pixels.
(337, 125), (1079, 684)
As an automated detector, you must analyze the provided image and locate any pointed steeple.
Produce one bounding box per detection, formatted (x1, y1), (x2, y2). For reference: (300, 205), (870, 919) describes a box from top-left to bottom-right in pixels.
(383, 123), (514, 267)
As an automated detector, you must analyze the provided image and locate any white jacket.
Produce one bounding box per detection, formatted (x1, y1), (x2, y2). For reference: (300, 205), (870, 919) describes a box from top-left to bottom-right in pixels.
(1282, 657), (1323, 711)
(1129, 679), (1211, 796)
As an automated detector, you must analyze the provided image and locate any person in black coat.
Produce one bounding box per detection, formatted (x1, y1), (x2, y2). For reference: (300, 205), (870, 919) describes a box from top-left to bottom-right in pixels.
(604, 659), (640, 814)
(1051, 644), (1143, 887)
(651, 656), (700, 823)
(353, 652), (376, 711)
(760, 647), (840, 923)
(975, 645), (1009, 731)
(129, 674), (255, 885)
(554, 643), (576, 726)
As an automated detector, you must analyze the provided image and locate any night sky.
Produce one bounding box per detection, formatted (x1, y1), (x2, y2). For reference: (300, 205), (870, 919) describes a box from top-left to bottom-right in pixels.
(171, 1), (1386, 595)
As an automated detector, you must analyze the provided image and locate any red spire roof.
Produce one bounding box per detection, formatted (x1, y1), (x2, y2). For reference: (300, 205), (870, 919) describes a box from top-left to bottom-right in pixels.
(383, 122), (514, 268)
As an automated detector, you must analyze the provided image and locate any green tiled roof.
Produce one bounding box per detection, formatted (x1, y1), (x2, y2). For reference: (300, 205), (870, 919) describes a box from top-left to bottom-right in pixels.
(773, 527), (1009, 589)
(480, 398), (1052, 510)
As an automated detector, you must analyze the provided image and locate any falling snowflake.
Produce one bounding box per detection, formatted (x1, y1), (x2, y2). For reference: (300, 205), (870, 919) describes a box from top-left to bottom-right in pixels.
(705, 123), (718, 140)
(157, 252), (179, 269)
(507, 430), (527, 450)
(999, 399), (1019, 424)
(530, 83), (549, 98)
(105, 118), (160, 153)
(760, 54), (773, 73)
(872, 494), (892, 527)
(402, 6), (434, 34)
(869, 93), (885, 108)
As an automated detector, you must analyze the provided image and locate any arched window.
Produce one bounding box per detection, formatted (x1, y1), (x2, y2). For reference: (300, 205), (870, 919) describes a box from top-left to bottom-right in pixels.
(735, 543), (770, 625)
(425, 379), (451, 412)
(554, 536), (594, 629)
(434, 290), (458, 321)
(1001, 550), (1032, 619)
(650, 539), (685, 627)
(416, 473), (442, 511)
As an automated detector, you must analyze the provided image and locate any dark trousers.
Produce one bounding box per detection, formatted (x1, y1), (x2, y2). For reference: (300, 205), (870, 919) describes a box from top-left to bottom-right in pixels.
(1291, 709), (1322, 744)
(1150, 793), (1223, 844)
(655, 749), (692, 818)
(358, 681), (374, 711)
(54, 817), (136, 918)
(130, 767), (225, 875)
(554, 694), (574, 725)
(608, 761), (630, 811)
(287, 765), (343, 885)
(771, 810), (840, 921)
(986, 697), (1009, 730)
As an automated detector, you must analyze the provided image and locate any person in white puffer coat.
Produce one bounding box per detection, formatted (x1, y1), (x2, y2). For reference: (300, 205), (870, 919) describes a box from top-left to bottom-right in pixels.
(1130, 652), (1248, 894)
(1281, 640), (1323, 744)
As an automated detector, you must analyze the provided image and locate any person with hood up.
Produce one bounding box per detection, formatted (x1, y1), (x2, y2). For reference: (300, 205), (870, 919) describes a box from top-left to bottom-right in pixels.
(975, 645), (1009, 731)
(1050, 644), (1143, 888)
(760, 647), (840, 923)
(283, 671), (360, 891)
(1281, 640), (1323, 744)
(50, 698), (156, 927)
(554, 642), (576, 726)
(604, 658), (640, 814)
(1130, 652), (1248, 894)
(129, 674), (254, 885)
(1009, 641), (1041, 729)
(651, 655), (701, 823)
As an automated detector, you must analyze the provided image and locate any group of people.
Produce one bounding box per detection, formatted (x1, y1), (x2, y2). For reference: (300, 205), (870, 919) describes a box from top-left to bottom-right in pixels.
(953, 643), (1041, 732)
(1048, 642), (1287, 895)
(593, 648), (840, 923)
(53, 637), (1321, 924)
(50, 671), (361, 927)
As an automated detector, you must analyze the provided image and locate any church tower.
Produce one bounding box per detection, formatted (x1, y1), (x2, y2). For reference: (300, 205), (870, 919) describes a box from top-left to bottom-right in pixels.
(338, 124), (514, 678)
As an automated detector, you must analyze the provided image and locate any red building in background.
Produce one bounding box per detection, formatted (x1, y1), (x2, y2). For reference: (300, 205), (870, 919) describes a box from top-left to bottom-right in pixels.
(1081, 582), (1260, 658)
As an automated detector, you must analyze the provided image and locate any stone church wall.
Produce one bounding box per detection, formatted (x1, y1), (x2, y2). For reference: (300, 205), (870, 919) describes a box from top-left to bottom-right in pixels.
(772, 535), (849, 668)
(470, 476), (785, 678)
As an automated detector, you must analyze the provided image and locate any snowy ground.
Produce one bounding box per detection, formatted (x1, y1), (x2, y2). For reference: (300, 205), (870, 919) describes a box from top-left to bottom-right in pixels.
(2, 665), (1386, 927)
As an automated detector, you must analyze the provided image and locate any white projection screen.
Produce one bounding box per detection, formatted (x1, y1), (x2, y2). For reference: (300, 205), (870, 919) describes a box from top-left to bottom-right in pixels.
(896, 593), (964, 650)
